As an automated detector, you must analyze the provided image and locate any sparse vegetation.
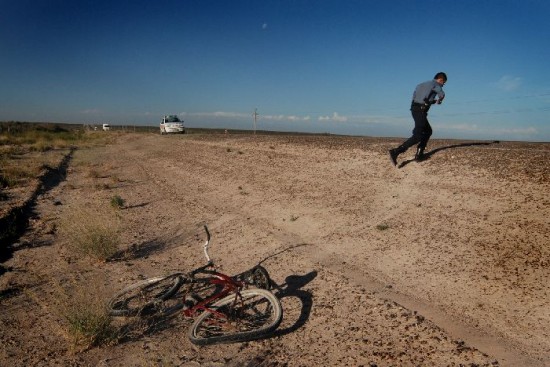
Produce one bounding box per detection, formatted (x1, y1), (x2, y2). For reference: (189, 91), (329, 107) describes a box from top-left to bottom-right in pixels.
(59, 207), (121, 261)
(95, 182), (111, 190)
(110, 174), (122, 184)
(87, 168), (102, 179)
(376, 223), (390, 231)
(0, 122), (108, 193)
(0, 155), (51, 189)
(64, 302), (117, 349)
(110, 195), (125, 209)
(0, 122), (96, 151)
(23, 279), (118, 351)
(59, 284), (117, 349)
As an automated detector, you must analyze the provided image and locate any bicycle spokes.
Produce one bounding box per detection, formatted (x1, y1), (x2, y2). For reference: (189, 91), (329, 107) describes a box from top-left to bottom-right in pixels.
(190, 290), (281, 342)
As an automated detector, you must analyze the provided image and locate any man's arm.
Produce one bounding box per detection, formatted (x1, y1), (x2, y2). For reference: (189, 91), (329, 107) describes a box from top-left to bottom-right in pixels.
(435, 84), (445, 104)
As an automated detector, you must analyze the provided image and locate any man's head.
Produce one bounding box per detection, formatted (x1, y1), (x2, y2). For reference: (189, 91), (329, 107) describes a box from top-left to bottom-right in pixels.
(434, 72), (447, 85)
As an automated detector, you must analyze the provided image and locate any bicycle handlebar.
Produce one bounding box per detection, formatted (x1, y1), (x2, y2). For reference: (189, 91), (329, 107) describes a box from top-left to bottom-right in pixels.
(203, 225), (212, 264)
(186, 225), (215, 277)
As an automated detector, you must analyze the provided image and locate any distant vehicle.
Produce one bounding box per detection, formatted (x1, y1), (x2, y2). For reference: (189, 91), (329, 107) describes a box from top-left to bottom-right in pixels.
(102, 124), (110, 131)
(160, 115), (185, 134)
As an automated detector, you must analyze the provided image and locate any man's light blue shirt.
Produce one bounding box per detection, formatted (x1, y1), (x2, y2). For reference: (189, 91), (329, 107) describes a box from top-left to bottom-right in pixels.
(412, 80), (445, 104)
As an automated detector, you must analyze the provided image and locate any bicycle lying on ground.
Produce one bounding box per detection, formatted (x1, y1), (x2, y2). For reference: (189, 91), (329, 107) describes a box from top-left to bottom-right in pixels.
(108, 225), (283, 345)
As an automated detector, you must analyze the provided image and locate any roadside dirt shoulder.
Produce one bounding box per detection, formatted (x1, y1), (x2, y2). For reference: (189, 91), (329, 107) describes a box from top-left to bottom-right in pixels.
(1, 133), (548, 366)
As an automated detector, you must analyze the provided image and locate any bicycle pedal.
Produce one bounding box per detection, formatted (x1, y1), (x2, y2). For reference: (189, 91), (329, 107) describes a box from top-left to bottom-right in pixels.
(182, 300), (195, 310)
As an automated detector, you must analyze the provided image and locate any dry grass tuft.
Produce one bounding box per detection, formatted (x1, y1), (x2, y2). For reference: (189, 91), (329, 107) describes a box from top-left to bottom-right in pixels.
(64, 298), (117, 350)
(59, 283), (118, 350)
(24, 278), (118, 351)
(59, 207), (121, 261)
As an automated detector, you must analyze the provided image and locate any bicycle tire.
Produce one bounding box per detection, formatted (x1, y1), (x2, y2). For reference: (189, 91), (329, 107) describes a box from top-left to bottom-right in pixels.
(188, 288), (282, 345)
(234, 265), (272, 290)
(108, 274), (184, 317)
(250, 265), (272, 290)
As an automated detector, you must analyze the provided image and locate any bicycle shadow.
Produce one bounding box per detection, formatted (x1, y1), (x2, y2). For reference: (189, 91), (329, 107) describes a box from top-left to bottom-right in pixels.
(109, 228), (199, 261)
(110, 239), (166, 261)
(116, 309), (183, 342)
(123, 202), (150, 210)
(258, 243), (313, 266)
(398, 140), (500, 168)
(271, 270), (317, 337)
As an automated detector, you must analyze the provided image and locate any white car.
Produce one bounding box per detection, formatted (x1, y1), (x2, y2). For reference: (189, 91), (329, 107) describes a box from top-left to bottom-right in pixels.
(102, 124), (110, 131)
(160, 115), (185, 134)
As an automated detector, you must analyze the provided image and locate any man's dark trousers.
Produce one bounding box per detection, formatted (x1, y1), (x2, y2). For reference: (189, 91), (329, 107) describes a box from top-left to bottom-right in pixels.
(396, 105), (432, 153)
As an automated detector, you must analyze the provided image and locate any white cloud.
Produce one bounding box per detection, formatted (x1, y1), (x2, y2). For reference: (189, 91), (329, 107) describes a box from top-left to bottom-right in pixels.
(441, 122), (538, 137)
(182, 111), (311, 122)
(496, 75), (522, 92)
(81, 109), (100, 114)
(262, 23), (268, 30)
(318, 112), (347, 122)
(214, 111), (248, 118)
(444, 123), (480, 132)
(185, 111), (249, 119)
(261, 114), (311, 122)
(349, 114), (409, 126)
(495, 126), (537, 135)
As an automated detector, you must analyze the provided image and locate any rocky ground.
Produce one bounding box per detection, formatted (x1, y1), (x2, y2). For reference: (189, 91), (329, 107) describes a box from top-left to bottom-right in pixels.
(1, 132), (549, 366)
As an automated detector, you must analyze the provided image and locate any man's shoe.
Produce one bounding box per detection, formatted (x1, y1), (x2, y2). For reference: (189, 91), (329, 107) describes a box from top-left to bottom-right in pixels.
(415, 147), (425, 161)
(388, 149), (398, 166)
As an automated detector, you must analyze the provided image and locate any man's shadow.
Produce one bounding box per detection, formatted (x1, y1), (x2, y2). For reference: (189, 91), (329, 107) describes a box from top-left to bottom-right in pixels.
(399, 140), (500, 168)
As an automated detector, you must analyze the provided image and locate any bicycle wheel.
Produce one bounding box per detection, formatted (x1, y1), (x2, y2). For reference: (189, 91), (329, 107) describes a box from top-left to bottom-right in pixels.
(108, 274), (184, 317)
(249, 265), (272, 290)
(188, 288), (282, 345)
(235, 265), (272, 290)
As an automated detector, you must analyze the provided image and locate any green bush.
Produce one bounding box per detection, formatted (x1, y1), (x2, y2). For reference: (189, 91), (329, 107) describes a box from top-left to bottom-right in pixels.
(110, 195), (125, 209)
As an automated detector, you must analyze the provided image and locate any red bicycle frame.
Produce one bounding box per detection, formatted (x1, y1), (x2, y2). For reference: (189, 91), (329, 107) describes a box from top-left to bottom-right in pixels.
(182, 271), (244, 318)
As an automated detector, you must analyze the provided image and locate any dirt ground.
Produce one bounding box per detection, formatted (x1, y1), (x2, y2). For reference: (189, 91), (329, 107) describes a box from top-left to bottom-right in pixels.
(1, 132), (549, 367)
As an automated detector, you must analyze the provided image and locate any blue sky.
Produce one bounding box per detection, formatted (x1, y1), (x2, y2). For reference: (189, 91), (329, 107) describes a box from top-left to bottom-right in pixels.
(1, 0), (549, 141)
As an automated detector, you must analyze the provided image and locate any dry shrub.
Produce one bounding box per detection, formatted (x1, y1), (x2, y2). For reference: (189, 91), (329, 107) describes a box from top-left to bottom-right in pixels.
(0, 160), (42, 187)
(64, 299), (117, 350)
(28, 138), (54, 152)
(0, 147), (68, 188)
(87, 168), (102, 178)
(23, 277), (118, 351)
(56, 281), (118, 350)
(59, 207), (121, 261)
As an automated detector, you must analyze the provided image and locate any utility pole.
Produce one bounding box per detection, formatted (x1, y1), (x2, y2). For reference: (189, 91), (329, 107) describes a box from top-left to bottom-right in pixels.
(253, 108), (258, 135)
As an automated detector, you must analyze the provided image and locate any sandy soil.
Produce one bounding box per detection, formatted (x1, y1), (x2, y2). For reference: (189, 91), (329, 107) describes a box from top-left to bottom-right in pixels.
(1, 132), (549, 367)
